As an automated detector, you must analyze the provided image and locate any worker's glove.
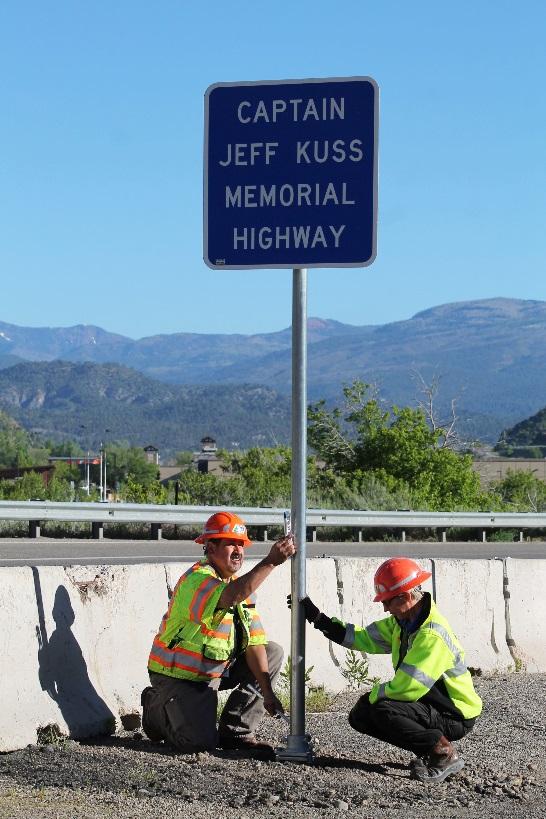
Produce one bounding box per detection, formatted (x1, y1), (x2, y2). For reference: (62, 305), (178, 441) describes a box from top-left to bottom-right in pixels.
(287, 594), (346, 646)
(286, 594), (321, 624)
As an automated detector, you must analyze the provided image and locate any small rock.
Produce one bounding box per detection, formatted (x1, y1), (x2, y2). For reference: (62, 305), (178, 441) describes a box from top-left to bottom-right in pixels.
(332, 799), (349, 810)
(137, 788), (152, 799)
(263, 796), (280, 807)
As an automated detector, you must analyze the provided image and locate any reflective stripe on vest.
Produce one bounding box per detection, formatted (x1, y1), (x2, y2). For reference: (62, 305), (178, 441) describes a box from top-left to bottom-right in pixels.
(365, 622), (391, 652)
(150, 638), (226, 679)
(444, 660), (468, 678)
(249, 610), (265, 639)
(398, 661), (437, 689)
(342, 623), (355, 648)
(201, 619), (233, 640)
(427, 622), (468, 677)
(189, 576), (222, 622)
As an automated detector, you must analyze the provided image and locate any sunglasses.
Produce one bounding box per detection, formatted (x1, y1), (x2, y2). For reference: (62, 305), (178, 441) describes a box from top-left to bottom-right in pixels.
(383, 593), (406, 605)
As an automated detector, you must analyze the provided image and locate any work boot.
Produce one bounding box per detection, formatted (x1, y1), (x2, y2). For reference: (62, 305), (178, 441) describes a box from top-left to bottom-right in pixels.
(414, 736), (464, 783)
(409, 755), (428, 779)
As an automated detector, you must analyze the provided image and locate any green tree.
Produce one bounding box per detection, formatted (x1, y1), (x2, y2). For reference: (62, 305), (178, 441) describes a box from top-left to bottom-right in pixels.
(121, 476), (168, 504)
(0, 471), (46, 500)
(46, 440), (84, 458)
(308, 381), (486, 511)
(175, 450), (193, 467)
(491, 470), (546, 512)
(223, 447), (292, 506)
(103, 444), (159, 488)
(0, 411), (33, 468)
(174, 470), (247, 507)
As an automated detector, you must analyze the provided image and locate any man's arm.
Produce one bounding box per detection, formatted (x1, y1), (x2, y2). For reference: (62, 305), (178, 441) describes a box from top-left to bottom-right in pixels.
(218, 536), (295, 609)
(244, 644), (284, 715)
(287, 595), (347, 644)
(290, 595), (394, 654)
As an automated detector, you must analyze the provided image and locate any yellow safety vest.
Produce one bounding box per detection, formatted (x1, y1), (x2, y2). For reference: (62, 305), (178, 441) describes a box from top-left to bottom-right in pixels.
(148, 559), (267, 682)
(335, 596), (482, 719)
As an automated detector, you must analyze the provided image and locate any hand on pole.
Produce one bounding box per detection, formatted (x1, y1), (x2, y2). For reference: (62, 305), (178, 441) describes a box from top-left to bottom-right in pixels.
(286, 594), (320, 624)
(266, 534), (296, 566)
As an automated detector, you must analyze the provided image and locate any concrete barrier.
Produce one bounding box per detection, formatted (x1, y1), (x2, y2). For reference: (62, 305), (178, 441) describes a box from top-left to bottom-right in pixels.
(503, 557), (546, 672)
(0, 557), (540, 752)
(430, 558), (513, 673)
(0, 564), (167, 752)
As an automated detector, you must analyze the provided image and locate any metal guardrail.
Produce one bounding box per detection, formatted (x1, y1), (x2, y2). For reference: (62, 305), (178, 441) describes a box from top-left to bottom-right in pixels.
(1, 500), (545, 540)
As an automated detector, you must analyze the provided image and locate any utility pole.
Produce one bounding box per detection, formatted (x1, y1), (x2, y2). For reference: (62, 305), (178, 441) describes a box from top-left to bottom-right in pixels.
(99, 444), (104, 501)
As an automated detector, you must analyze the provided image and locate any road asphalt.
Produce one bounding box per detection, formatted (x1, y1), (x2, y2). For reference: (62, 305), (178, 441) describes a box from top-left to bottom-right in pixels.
(0, 538), (544, 566)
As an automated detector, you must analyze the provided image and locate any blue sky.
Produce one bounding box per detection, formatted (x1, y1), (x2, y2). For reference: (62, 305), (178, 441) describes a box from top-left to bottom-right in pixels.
(1, 1), (544, 338)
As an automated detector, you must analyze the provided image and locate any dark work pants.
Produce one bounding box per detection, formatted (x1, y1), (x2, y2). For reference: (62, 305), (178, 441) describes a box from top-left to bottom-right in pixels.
(142, 641), (283, 753)
(348, 693), (476, 757)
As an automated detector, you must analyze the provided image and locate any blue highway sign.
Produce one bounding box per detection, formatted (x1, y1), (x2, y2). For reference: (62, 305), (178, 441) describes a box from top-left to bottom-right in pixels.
(204, 76), (378, 270)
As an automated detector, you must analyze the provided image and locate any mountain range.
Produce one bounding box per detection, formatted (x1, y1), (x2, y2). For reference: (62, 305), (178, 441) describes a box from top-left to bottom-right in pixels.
(2, 297), (546, 448)
(0, 361), (290, 452)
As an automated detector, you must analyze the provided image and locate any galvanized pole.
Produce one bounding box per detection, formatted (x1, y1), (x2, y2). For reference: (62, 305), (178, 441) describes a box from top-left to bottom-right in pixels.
(103, 452), (107, 502)
(276, 267), (313, 763)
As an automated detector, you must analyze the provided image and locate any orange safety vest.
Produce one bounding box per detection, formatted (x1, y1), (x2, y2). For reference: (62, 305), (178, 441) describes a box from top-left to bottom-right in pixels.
(148, 558), (267, 682)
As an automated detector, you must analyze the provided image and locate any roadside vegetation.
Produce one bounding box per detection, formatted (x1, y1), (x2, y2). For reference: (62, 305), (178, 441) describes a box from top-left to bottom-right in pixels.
(2, 383), (546, 518)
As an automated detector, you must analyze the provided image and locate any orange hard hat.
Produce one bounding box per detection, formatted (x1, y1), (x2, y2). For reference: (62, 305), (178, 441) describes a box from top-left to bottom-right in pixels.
(195, 511), (252, 547)
(373, 557), (431, 602)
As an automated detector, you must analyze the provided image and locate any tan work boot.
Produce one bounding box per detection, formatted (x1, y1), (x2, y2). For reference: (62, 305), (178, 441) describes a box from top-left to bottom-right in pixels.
(414, 735), (464, 783)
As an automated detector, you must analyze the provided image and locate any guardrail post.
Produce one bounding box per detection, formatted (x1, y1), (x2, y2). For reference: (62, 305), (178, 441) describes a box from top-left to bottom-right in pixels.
(151, 523), (162, 541)
(482, 530), (487, 543)
(358, 529), (363, 542)
(263, 528), (268, 542)
(401, 530), (406, 543)
(92, 522), (104, 540)
(29, 520), (41, 539)
(441, 530), (447, 543)
(519, 530), (523, 542)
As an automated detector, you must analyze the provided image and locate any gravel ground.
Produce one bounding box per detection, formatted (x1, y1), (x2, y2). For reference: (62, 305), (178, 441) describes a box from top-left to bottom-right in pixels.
(1, 674), (545, 819)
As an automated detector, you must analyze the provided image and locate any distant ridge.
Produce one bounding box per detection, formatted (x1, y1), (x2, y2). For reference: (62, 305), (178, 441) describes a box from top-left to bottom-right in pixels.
(3, 298), (546, 442)
(0, 361), (290, 453)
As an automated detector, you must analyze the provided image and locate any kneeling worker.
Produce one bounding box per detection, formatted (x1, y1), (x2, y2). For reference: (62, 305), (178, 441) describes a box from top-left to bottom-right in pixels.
(142, 510), (295, 755)
(296, 557), (482, 782)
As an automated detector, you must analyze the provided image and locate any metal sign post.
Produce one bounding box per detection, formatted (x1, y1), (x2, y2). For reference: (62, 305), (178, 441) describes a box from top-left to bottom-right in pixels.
(276, 266), (313, 762)
(203, 76), (378, 763)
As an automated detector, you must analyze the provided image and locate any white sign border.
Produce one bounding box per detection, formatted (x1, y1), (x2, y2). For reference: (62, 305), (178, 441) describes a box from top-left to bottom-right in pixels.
(203, 75), (379, 270)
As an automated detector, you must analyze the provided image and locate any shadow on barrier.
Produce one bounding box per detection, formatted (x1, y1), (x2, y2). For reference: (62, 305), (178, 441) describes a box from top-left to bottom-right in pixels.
(32, 567), (115, 738)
